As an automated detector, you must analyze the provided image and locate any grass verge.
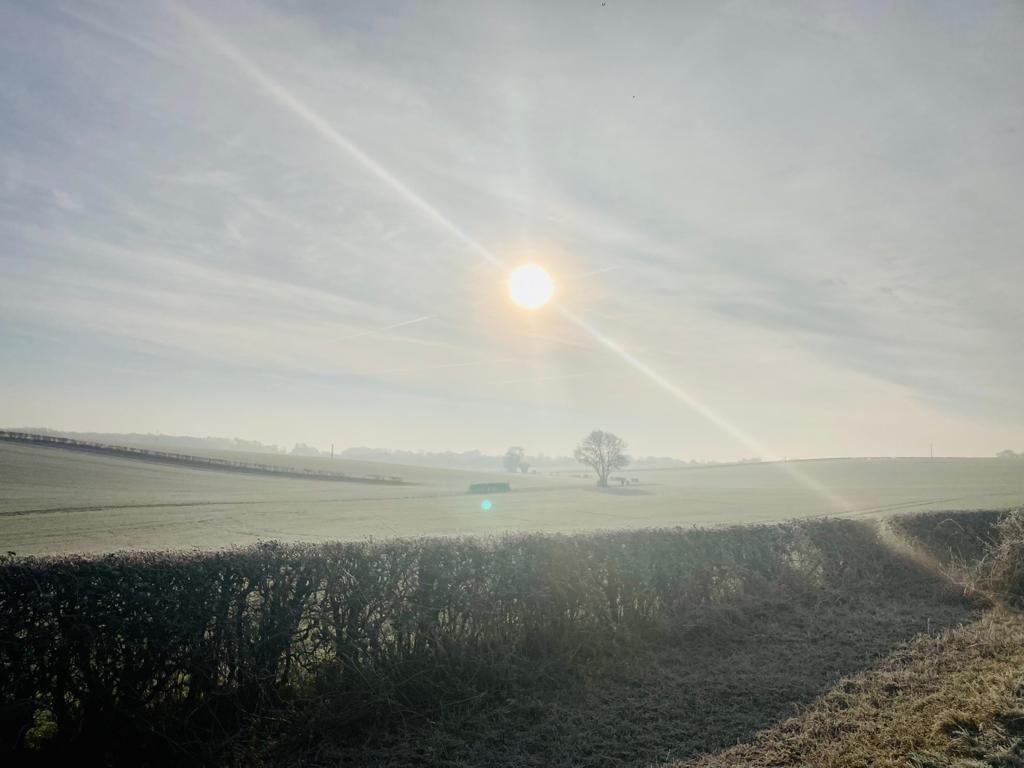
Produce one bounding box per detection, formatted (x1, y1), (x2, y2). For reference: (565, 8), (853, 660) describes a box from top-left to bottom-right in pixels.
(682, 607), (1024, 768)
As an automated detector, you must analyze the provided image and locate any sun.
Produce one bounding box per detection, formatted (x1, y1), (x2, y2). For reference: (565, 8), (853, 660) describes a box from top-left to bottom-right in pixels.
(508, 264), (554, 310)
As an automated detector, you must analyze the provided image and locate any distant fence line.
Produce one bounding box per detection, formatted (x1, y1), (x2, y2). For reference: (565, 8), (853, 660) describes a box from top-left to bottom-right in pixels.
(0, 431), (408, 485)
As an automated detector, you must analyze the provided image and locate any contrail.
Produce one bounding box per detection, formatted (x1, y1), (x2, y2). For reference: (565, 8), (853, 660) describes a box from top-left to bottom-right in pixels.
(372, 356), (521, 377)
(174, 3), (850, 512)
(489, 370), (591, 387)
(342, 315), (432, 342)
(565, 265), (624, 280)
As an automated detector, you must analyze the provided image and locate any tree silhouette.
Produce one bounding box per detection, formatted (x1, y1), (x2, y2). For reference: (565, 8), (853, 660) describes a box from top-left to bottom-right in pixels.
(503, 446), (527, 473)
(573, 430), (629, 487)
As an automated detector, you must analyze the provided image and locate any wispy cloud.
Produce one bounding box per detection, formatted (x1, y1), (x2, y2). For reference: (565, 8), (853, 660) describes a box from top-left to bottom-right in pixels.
(1, 0), (1021, 456)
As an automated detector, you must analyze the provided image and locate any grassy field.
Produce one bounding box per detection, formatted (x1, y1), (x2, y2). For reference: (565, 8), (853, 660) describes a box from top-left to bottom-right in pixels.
(2, 441), (1023, 554)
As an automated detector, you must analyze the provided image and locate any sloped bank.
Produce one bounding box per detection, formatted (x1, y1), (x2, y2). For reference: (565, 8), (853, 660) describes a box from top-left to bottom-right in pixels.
(682, 507), (1024, 768)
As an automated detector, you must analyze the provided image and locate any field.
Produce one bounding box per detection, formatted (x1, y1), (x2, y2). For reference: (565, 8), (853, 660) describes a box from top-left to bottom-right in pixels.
(0, 438), (1019, 552)
(1, 440), (1023, 554)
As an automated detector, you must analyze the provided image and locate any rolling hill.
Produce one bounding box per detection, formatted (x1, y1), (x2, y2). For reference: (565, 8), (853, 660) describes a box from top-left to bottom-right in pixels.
(2, 438), (1022, 555)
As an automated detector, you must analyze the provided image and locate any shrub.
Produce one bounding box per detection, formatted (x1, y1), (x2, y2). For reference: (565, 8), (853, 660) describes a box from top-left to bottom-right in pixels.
(0, 519), (935, 763)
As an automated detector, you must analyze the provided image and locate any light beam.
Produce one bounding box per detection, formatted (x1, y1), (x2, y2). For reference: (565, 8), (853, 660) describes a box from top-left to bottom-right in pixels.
(175, 3), (851, 513)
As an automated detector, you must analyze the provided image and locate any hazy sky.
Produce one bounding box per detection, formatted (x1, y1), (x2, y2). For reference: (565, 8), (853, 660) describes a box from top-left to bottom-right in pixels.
(2, 0), (1022, 460)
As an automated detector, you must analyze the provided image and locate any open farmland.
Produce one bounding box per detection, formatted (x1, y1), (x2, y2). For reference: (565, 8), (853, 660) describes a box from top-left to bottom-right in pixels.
(1, 440), (1023, 555)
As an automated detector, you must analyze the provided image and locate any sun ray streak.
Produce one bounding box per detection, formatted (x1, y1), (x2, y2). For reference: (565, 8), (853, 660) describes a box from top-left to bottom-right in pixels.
(175, 3), (850, 513)
(169, 2), (505, 271)
(558, 306), (851, 511)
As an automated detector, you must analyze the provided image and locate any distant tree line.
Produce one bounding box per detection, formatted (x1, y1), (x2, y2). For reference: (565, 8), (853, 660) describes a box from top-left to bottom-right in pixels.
(341, 447), (706, 471)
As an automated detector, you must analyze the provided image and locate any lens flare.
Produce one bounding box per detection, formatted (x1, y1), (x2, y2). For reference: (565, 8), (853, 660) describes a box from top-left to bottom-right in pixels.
(480, 499), (493, 511)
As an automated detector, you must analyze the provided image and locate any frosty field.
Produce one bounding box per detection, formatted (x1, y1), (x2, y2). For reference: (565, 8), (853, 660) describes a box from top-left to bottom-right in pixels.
(1, 441), (1021, 555)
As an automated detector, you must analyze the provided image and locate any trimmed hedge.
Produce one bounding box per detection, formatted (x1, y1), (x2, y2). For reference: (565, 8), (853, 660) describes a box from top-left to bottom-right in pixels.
(0, 519), (933, 763)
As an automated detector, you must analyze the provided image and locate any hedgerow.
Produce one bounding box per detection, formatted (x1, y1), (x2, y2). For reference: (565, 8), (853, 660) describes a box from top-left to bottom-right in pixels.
(0, 519), (938, 763)
(889, 509), (1008, 566)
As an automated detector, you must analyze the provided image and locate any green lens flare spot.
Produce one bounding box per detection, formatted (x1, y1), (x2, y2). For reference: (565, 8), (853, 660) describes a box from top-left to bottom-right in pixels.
(480, 499), (493, 511)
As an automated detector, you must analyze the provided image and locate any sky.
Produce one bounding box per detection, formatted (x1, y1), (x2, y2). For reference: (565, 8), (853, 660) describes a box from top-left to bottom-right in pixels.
(1, 0), (1022, 460)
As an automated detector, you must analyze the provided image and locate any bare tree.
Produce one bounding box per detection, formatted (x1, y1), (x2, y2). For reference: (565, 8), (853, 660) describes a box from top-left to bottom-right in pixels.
(503, 446), (526, 473)
(573, 430), (629, 487)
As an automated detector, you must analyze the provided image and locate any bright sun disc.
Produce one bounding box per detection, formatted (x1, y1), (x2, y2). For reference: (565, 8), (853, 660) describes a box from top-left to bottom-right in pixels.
(508, 264), (554, 310)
